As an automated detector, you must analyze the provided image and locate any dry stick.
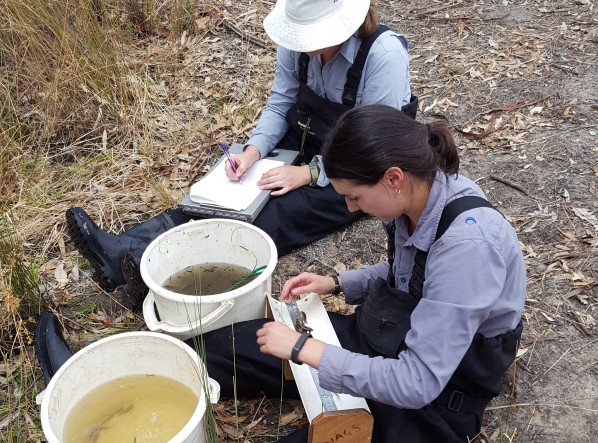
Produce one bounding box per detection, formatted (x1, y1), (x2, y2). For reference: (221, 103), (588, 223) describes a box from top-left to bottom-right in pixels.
(489, 175), (528, 196)
(420, 13), (510, 23)
(578, 359), (598, 372)
(531, 346), (571, 386)
(219, 19), (267, 49)
(549, 64), (579, 75)
(556, 251), (598, 259)
(486, 402), (598, 413)
(562, 365), (598, 393)
(415, 3), (464, 18)
(481, 95), (550, 115)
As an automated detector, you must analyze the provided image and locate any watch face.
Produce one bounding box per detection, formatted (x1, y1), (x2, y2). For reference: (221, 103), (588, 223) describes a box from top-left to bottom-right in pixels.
(309, 162), (319, 186)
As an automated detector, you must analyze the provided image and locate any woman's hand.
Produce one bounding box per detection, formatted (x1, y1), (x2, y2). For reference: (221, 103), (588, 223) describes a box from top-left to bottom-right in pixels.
(256, 321), (326, 367)
(224, 144), (261, 181)
(256, 321), (301, 361)
(257, 165), (311, 196)
(281, 272), (340, 301)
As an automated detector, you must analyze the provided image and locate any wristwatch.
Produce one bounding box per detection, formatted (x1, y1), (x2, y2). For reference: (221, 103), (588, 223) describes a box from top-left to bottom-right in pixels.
(291, 331), (311, 365)
(308, 160), (319, 187)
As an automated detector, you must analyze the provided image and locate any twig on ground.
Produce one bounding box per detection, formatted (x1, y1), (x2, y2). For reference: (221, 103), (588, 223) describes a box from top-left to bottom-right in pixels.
(486, 401), (598, 413)
(481, 96), (550, 115)
(415, 4), (465, 18)
(556, 251), (598, 259)
(531, 346), (571, 386)
(218, 19), (267, 49)
(549, 64), (579, 75)
(419, 13), (510, 23)
(489, 175), (528, 196)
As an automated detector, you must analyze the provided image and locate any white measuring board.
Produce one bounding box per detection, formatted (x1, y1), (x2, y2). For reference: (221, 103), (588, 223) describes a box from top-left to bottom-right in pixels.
(267, 294), (370, 422)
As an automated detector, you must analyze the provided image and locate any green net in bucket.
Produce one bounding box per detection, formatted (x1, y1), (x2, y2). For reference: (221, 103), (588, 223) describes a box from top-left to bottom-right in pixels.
(226, 265), (267, 292)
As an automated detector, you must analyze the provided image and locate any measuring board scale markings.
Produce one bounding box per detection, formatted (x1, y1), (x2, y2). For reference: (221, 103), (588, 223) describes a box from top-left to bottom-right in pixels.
(268, 295), (374, 441)
(285, 301), (338, 412)
(267, 294), (370, 423)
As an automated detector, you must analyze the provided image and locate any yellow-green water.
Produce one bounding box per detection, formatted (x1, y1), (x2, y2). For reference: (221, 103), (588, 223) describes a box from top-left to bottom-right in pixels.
(62, 374), (198, 443)
(162, 262), (253, 295)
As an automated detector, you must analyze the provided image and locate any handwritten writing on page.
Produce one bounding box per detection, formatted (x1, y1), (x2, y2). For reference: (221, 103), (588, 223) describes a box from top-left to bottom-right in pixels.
(189, 158), (283, 211)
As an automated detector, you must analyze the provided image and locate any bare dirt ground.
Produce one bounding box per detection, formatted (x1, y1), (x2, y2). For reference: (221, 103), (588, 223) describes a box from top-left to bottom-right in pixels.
(19, 0), (597, 442)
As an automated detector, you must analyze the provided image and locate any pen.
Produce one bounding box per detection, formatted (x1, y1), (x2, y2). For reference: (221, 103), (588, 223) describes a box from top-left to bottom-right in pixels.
(218, 141), (243, 183)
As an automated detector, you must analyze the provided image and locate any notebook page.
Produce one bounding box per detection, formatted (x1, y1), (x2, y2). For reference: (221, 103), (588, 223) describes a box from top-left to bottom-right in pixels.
(189, 158), (284, 211)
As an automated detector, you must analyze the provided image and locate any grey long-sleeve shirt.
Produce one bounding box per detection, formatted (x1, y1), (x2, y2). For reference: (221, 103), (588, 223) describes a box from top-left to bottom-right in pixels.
(318, 172), (526, 409)
(246, 30), (411, 186)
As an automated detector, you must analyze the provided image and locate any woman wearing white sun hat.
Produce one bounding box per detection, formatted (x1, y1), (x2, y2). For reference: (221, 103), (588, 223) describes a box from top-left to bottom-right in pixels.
(223, 0), (418, 255)
(63, 0), (416, 307)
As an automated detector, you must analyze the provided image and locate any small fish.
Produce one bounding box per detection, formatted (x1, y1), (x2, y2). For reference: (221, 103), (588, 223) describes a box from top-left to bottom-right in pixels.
(84, 424), (102, 443)
(294, 310), (313, 333)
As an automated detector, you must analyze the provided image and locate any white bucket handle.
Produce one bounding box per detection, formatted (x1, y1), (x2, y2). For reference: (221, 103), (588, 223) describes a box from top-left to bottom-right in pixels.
(207, 377), (221, 404)
(143, 292), (235, 334)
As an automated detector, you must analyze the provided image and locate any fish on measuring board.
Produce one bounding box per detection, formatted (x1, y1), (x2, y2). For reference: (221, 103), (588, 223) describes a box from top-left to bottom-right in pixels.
(294, 310), (313, 333)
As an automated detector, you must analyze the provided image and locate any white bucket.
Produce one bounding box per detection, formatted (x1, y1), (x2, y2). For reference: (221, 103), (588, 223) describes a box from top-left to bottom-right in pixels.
(39, 331), (220, 443)
(141, 219), (277, 341)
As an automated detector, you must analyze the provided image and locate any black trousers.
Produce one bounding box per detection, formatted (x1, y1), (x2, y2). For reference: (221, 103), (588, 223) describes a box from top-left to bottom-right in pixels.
(253, 183), (362, 256)
(192, 314), (480, 443)
(163, 176), (361, 259)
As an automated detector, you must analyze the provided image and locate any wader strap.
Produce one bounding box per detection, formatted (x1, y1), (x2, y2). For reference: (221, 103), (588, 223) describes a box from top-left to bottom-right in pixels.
(298, 52), (309, 84)
(408, 196), (499, 300)
(435, 196), (496, 242)
(342, 25), (390, 107)
(436, 386), (491, 415)
(297, 25), (391, 106)
(385, 221), (396, 287)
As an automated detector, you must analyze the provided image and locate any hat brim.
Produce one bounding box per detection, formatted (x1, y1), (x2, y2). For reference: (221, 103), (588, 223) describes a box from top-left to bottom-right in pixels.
(264, 0), (371, 53)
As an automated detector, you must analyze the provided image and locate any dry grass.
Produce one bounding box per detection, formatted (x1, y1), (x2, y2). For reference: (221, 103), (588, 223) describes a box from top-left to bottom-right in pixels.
(2, 0), (597, 442)
(0, 0), (222, 440)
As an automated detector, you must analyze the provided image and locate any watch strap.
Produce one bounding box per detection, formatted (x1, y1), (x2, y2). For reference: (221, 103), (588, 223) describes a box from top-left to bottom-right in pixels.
(331, 274), (341, 295)
(308, 161), (319, 187)
(290, 331), (311, 365)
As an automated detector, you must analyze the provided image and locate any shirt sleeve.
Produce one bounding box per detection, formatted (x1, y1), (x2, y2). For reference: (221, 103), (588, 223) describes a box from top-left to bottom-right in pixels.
(311, 154), (330, 187)
(358, 33), (412, 109)
(319, 235), (509, 408)
(246, 47), (299, 158)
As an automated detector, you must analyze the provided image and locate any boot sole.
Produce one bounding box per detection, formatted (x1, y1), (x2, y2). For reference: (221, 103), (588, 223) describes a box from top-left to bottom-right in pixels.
(121, 253), (149, 309)
(66, 209), (124, 292)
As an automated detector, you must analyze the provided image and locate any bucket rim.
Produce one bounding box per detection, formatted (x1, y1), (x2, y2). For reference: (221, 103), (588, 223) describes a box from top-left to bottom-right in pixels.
(139, 218), (278, 303)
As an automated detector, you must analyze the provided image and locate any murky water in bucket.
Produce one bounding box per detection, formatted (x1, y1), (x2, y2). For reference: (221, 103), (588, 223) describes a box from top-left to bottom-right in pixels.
(62, 374), (198, 443)
(162, 262), (255, 296)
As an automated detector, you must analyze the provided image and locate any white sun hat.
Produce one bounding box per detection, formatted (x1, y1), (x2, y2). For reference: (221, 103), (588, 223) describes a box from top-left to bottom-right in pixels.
(263, 0), (371, 53)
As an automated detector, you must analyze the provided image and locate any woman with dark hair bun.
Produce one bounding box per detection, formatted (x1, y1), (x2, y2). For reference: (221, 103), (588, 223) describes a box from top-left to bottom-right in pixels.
(323, 104), (459, 184)
(256, 104), (527, 442)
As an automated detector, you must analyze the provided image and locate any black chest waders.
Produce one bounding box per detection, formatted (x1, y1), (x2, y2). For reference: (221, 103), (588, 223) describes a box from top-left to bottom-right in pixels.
(281, 25), (418, 165)
(353, 196), (523, 442)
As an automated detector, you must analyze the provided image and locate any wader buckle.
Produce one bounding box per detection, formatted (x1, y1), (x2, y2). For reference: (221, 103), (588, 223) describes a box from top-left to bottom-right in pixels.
(447, 390), (465, 412)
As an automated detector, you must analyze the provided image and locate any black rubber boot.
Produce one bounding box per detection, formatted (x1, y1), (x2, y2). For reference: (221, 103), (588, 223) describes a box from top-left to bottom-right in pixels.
(34, 312), (74, 386)
(66, 207), (194, 293)
(122, 249), (148, 311)
(119, 209), (196, 309)
(66, 207), (131, 291)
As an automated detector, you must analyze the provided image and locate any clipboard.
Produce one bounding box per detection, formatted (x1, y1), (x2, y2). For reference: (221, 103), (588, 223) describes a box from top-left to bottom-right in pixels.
(179, 144), (299, 223)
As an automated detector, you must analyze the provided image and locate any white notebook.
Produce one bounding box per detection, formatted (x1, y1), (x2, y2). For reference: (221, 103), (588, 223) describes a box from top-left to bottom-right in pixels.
(189, 158), (284, 211)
